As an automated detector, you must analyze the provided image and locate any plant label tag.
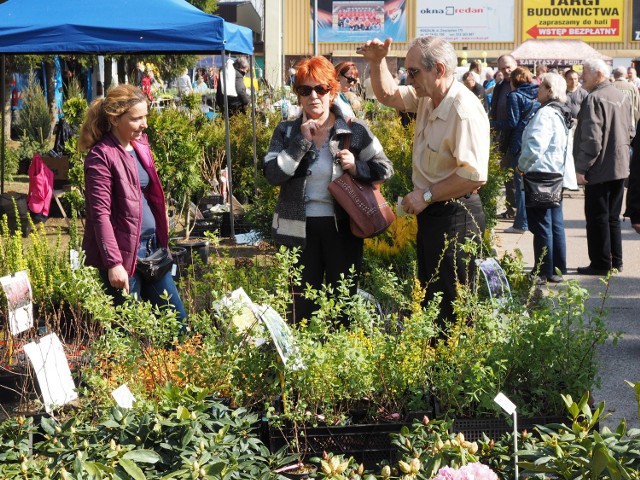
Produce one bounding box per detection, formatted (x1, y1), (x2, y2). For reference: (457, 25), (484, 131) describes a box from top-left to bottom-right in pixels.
(0, 270), (34, 335)
(171, 264), (177, 277)
(494, 392), (517, 415)
(112, 384), (136, 409)
(69, 249), (81, 271)
(23, 333), (78, 413)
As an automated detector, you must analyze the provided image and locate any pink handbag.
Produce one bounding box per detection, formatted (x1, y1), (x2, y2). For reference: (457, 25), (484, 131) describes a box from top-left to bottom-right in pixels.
(27, 153), (54, 216)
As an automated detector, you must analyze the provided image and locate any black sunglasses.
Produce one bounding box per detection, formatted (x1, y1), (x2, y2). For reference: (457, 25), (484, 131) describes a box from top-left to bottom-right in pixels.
(296, 84), (332, 96)
(341, 72), (357, 84)
(406, 67), (421, 79)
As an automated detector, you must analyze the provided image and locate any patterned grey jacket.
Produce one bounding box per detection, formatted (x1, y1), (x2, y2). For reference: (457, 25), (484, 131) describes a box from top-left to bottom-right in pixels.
(264, 107), (393, 247)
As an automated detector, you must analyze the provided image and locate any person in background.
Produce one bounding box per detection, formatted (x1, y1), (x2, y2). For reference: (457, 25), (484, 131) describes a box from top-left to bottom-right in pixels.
(264, 56), (393, 324)
(359, 36), (488, 327)
(504, 66), (539, 234)
(334, 61), (360, 118)
(134, 62), (145, 88)
(612, 66), (640, 128)
(628, 67), (640, 91)
(206, 67), (218, 91)
(483, 70), (495, 107)
(564, 69), (588, 120)
(626, 132), (640, 234)
(78, 85), (187, 323)
(517, 73), (572, 284)
(468, 59), (483, 84)
(462, 71), (486, 110)
(534, 63), (548, 84)
(216, 56), (251, 117)
(490, 54), (518, 220)
(176, 68), (193, 97)
(141, 69), (154, 102)
(574, 59), (633, 275)
(194, 75), (210, 94)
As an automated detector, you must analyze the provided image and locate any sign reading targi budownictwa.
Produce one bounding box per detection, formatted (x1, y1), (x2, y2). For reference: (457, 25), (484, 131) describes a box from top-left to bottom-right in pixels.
(415, 0), (514, 42)
(522, 0), (623, 42)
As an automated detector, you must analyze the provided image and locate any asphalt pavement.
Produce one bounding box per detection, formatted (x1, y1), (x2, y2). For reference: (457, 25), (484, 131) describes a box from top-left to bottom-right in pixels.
(494, 188), (640, 430)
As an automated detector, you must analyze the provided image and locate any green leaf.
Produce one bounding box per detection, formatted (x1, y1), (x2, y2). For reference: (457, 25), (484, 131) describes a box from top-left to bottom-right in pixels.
(119, 458), (146, 480)
(40, 416), (59, 436)
(176, 406), (190, 421)
(122, 450), (161, 464)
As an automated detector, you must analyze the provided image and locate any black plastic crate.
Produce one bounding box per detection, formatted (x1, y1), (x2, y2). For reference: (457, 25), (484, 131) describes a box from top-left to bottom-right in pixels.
(267, 422), (404, 469)
(451, 415), (568, 442)
(191, 218), (221, 237)
(221, 213), (252, 237)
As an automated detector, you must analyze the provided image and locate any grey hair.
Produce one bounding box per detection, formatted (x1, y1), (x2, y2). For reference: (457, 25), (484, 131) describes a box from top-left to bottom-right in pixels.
(613, 66), (627, 79)
(541, 72), (567, 103)
(408, 36), (457, 77)
(583, 58), (610, 78)
(233, 56), (250, 71)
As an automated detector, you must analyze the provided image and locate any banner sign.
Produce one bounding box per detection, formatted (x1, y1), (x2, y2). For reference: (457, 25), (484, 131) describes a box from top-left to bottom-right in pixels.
(310, 0), (407, 43)
(632, 0), (640, 41)
(522, 0), (623, 42)
(416, 0), (514, 42)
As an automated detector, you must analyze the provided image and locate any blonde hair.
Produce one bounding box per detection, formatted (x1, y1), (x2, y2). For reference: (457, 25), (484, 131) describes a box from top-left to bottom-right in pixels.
(78, 84), (148, 151)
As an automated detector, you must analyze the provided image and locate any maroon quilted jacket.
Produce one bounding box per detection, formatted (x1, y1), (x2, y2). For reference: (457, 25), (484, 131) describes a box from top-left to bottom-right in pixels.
(83, 132), (168, 276)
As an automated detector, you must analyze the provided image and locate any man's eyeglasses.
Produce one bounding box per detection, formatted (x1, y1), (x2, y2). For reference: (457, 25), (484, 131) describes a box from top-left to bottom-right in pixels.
(296, 84), (332, 96)
(341, 72), (357, 84)
(406, 67), (421, 79)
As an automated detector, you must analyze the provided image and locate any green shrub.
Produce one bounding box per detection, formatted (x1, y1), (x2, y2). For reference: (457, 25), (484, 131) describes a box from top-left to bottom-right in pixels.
(16, 72), (51, 150)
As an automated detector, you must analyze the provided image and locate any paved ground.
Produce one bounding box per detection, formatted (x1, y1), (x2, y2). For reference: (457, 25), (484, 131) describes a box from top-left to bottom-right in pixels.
(494, 189), (640, 430)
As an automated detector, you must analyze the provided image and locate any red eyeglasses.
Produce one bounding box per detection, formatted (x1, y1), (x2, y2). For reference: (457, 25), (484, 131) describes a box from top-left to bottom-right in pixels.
(296, 84), (332, 96)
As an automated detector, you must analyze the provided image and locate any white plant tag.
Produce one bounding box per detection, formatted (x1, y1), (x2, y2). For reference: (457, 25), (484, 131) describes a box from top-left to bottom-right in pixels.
(0, 271), (34, 335)
(23, 333), (78, 413)
(494, 392), (517, 415)
(112, 384), (136, 409)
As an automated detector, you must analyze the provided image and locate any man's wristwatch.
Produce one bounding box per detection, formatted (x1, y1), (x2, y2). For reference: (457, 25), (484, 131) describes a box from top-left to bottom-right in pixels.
(423, 187), (433, 206)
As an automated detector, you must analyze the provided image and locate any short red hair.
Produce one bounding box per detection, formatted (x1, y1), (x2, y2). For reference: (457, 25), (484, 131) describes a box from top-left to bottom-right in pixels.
(293, 56), (339, 95)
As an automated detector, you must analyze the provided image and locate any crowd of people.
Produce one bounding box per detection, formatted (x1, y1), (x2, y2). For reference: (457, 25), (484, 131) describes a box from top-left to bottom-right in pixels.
(83, 38), (640, 329)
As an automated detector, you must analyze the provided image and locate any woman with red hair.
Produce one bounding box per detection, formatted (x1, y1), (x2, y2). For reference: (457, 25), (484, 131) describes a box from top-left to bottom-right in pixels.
(264, 56), (393, 323)
(334, 61), (360, 117)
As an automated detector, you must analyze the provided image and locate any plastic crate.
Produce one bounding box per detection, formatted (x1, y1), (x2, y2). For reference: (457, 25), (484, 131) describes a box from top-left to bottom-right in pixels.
(221, 213), (252, 237)
(191, 218), (221, 237)
(267, 422), (405, 469)
(451, 416), (568, 442)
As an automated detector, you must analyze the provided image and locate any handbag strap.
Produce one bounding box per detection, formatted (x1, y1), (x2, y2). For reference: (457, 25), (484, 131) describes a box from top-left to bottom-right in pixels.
(341, 117), (352, 151)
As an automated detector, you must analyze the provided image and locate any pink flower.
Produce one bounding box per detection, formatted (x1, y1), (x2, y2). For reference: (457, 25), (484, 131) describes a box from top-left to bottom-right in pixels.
(431, 463), (498, 480)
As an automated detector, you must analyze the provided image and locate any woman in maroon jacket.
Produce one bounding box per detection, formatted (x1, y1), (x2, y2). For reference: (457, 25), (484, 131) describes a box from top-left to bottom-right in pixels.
(78, 84), (186, 322)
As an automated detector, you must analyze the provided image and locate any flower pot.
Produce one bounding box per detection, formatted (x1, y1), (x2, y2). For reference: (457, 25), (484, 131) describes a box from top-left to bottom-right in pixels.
(171, 238), (210, 268)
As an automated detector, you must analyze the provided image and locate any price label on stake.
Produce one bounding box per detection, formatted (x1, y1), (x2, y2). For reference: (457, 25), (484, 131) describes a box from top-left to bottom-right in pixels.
(494, 392), (517, 415)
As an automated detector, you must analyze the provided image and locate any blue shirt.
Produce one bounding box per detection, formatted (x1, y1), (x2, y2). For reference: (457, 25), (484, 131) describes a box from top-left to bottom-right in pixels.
(128, 148), (157, 242)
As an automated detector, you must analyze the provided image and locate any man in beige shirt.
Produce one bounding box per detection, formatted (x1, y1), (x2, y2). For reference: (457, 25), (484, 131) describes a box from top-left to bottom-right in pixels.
(358, 36), (489, 326)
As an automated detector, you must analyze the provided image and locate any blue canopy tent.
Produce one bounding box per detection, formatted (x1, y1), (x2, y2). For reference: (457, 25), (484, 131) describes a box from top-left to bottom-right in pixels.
(0, 0), (256, 237)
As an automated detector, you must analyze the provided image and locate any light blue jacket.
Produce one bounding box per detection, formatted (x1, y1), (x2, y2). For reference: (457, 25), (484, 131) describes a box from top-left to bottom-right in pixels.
(518, 104), (569, 175)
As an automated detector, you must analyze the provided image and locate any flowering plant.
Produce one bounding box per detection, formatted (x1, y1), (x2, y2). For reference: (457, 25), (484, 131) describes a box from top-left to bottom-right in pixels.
(431, 463), (498, 480)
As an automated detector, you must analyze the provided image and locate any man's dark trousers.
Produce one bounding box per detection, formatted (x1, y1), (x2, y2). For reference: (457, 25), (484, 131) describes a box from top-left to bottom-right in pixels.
(584, 179), (625, 271)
